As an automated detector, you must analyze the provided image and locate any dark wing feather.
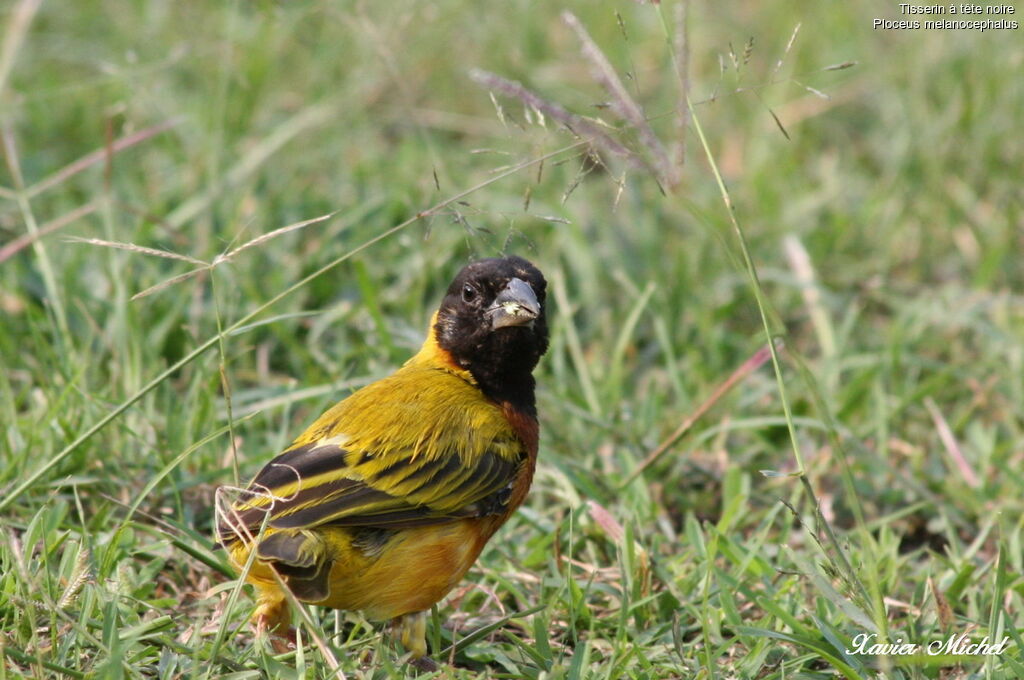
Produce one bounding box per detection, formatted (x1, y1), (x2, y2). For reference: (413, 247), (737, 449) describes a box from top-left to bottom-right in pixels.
(221, 437), (521, 538)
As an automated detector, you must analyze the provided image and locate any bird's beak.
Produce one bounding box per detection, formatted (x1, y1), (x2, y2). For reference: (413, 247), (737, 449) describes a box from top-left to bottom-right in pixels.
(489, 277), (540, 329)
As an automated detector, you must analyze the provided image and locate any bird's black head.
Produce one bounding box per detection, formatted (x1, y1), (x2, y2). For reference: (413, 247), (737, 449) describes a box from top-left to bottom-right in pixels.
(434, 256), (549, 412)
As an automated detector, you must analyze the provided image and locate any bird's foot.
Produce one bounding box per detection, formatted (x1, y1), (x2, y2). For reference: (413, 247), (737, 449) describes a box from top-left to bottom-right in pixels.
(394, 610), (428, 659)
(253, 600), (295, 654)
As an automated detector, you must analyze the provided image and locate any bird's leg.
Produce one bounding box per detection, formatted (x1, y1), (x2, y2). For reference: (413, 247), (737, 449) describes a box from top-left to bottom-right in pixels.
(252, 594), (295, 654)
(396, 610), (439, 671)
(395, 610), (428, 659)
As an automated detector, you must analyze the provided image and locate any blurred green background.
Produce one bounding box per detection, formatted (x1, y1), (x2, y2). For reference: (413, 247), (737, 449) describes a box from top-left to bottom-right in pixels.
(2, 0), (1022, 677)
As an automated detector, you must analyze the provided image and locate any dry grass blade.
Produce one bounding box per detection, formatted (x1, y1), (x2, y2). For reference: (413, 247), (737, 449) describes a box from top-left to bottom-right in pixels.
(67, 237), (208, 265)
(783, 234), (835, 358)
(562, 11), (676, 188)
(823, 61), (857, 71)
(131, 268), (208, 301)
(1, 124), (26, 187)
(728, 43), (739, 72)
(621, 342), (774, 486)
(469, 69), (642, 167)
(587, 500), (625, 543)
(130, 212), (338, 300)
(925, 397), (980, 488)
(794, 80), (831, 100)
(766, 104), (790, 140)
(0, 0), (43, 101)
(0, 202), (97, 263)
(929, 576), (955, 630)
(220, 210), (340, 261)
(26, 119), (181, 198)
(772, 23), (802, 79)
(561, 153), (598, 205)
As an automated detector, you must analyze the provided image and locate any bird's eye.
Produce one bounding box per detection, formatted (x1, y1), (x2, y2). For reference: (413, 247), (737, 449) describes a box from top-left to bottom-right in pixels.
(462, 283), (477, 302)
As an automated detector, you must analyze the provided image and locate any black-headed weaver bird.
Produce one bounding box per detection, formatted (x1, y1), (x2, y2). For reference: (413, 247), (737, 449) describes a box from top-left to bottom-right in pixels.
(217, 255), (548, 661)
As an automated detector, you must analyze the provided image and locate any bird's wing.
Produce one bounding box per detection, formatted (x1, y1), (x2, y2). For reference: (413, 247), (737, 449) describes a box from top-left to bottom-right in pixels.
(220, 429), (523, 538)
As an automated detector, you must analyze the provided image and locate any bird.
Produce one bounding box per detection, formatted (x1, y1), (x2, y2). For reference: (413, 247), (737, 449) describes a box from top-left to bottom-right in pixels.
(216, 255), (549, 661)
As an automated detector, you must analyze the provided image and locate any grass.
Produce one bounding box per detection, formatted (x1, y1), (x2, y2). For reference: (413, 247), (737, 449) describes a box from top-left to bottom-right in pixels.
(2, 0), (1023, 677)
